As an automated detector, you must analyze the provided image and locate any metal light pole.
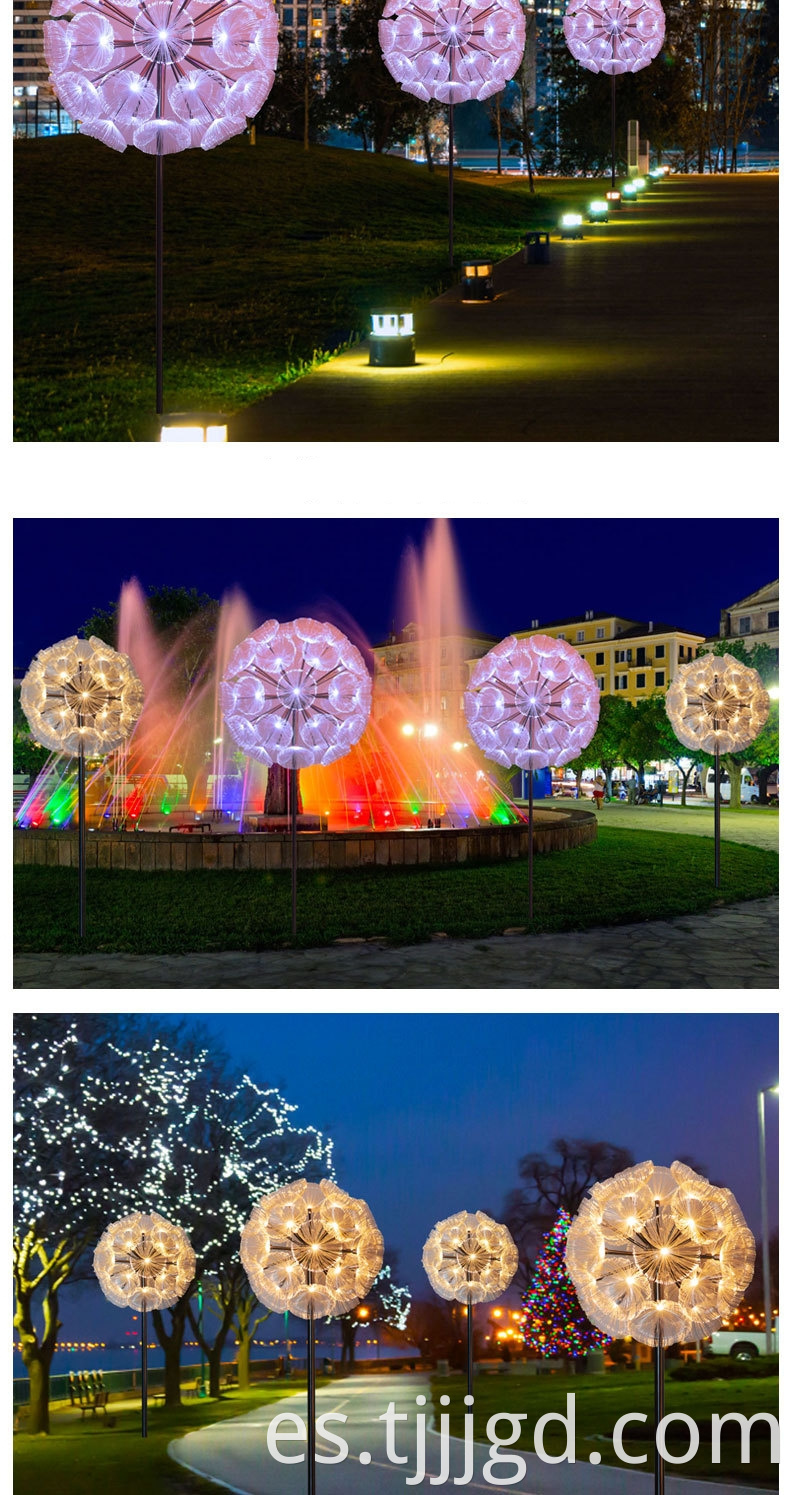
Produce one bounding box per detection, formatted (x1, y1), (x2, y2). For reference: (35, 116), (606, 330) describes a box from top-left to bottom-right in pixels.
(466, 1295), (473, 1402)
(77, 742), (86, 937)
(141, 1306), (148, 1438)
(757, 1084), (778, 1354)
(198, 1280), (206, 1396)
(283, 1308), (291, 1376)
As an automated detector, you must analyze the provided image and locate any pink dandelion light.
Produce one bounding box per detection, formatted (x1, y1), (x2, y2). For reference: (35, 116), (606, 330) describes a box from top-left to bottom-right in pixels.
(44, 0), (279, 416)
(221, 618), (372, 934)
(379, 0), (525, 264)
(562, 0), (665, 187)
(464, 633), (599, 917)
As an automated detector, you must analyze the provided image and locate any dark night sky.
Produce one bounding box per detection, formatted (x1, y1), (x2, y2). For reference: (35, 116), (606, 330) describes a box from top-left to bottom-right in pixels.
(12, 516), (779, 669)
(52, 1012), (778, 1341)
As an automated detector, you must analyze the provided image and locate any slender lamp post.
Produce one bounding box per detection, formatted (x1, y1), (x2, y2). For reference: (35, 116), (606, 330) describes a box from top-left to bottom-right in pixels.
(563, 0), (666, 191)
(757, 1084), (778, 1354)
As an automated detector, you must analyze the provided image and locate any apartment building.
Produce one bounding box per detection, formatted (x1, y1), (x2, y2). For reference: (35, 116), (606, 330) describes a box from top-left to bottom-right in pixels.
(712, 580), (779, 654)
(512, 612), (706, 705)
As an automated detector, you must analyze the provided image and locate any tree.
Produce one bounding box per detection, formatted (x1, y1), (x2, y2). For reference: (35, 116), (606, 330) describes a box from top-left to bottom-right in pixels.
(502, 16), (538, 189)
(335, 1257), (411, 1367)
(255, 34), (327, 144)
(655, 706), (707, 806)
(406, 1298), (478, 1369)
(233, 1276), (272, 1389)
(620, 696), (667, 787)
(13, 732), (50, 778)
(505, 1137), (635, 1260)
(324, 0), (422, 153)
(521, 1210), (610, 1359)
(81, 585), (221, 699)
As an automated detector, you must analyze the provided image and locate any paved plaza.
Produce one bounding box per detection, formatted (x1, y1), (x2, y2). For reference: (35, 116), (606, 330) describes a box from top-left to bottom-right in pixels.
(230, 176), (777, 443)
(13, 895), (778, 989)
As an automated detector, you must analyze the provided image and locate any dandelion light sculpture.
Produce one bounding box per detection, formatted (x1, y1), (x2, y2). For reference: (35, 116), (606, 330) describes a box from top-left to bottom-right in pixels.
(464, 633), (599, 917)
(94, 1211), (195, 1436)
(241, 1179), (383, 1495)
(44, 0), (278, 415)
(20, 636), (143, 937)
(379, 0), (525, 265)
(665, 652), (770, 887)
(566, 1160), (754, 1495)
(563, 0), (666, 189)
(423, 1210), (518, 1398)
(221, 618), (372, 934)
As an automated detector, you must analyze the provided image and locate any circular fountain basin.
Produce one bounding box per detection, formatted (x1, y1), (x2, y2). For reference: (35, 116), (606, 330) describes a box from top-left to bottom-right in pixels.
(14, 805), (597, 873)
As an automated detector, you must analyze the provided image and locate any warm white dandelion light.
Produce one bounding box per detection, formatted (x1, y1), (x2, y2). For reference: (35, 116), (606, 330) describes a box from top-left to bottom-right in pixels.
(94, 1210), (195, 1311)
(665, 653), (770, 757)
(423, 1209), (517, 1397)
(240, 1179), (383, 1318)
(20, 635), (143, 757)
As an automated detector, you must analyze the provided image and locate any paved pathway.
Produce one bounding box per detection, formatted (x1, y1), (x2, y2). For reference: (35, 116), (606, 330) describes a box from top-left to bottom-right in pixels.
(13, 896), (777, 989)
(170, 1373), (773, 1495)
(229, 176), (777, 443)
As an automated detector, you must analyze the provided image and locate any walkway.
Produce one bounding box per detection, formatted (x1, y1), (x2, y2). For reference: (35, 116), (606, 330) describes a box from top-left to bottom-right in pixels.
(13, 895), (778, 989)
(229, 176), (778, 443)
(170, 1373), (773, 1495)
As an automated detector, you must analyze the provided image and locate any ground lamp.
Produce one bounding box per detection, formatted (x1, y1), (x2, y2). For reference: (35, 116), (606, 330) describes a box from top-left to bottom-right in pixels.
(160, 413), (229, 442)
(94, 1211), (195, 1436)
(379, 0), (525, 265)
(221, 618), (372, 934)
(606, 187), (622, 208)
(665, 652), (769, 887)
(621, 180), (637, 201)
(44, 0), (278, 421)
(461, 260), (495, 301)
(587, 197), (609, 222)
(632, 174), (647, 191)
(20, 635), (143, 936)
(369, 312), (416, 366)
(240, 1179), (383, 1495)
(559, 211), (584, 239)
(562, 0), (665, 190)
(423, 1210), (517, 1399)
(566, 1160), (754, 1495)
(464, 633), (599, 918)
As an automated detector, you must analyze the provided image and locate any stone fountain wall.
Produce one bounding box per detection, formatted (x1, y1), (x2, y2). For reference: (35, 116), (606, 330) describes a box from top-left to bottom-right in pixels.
(14, 806), (596, 873)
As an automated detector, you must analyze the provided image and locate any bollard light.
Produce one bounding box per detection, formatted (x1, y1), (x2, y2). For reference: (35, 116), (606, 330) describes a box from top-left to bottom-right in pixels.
(606, 189), (622, 208)
(369, 312), (415, 367)
(622, 181), (637, 200)
(632, 176), (647, 192)
(461, 260), (495, 302)
(559, 212), (584, 240)
(160, 413), (228, 442)
(587, 199), (609, 223)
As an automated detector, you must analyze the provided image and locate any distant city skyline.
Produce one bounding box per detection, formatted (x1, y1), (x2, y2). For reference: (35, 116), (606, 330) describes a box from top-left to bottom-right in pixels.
(32, 1011), (779, 1345)
(13, 517), (779, 668)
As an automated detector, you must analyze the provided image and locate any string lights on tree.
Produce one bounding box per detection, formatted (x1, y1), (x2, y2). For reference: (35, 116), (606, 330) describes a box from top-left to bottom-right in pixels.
(521, 1209), (609, 1358)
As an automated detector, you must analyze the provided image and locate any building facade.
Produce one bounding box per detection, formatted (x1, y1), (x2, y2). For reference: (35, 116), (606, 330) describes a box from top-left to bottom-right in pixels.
(713, 580), (779, 654)
(512, 612), (706, 705)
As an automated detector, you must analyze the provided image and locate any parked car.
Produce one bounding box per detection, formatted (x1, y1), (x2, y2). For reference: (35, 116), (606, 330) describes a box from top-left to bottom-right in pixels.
(705, 768), (759, 804)
(706, 1323), (779, 1359)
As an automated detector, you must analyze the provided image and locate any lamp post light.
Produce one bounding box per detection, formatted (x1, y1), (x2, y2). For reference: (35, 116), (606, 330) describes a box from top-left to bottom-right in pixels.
(757, 1084), (778, 1355)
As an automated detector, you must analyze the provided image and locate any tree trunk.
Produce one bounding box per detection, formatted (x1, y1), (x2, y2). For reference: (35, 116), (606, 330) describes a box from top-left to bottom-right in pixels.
(265, 764), (302, 816)
(423, 119), (433, 172)
(207, 1339), (227, 1399)
(722, 755), (744, 811)
(153, 1299), (187, 1408)
(756, 765), (776, 805)
(237, 1334), (252, 1390)
(495, 95), (502, 173)
(23, 1350), (52, 1435)
(15, 1268), (64, 1436)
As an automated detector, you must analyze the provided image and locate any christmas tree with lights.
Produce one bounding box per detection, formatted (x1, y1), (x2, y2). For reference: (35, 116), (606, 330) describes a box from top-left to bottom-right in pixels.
(521, 1209), (610, 1358)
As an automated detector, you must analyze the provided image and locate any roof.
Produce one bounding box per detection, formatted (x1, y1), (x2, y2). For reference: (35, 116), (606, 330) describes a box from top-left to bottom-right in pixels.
(516, 616), (704, 640)
(724, 579), (779, 612)
(614, 621), (706, 641)
(516, 612), (637, 631)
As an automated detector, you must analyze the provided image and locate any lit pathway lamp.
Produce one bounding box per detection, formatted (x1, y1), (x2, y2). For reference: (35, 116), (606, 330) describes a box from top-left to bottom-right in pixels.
(240, 1180), (383, 1495)
(369, 311), (416, 366)
(757, 1083), (778, 1354)
(379, 0), (525, 267)
(665, 652), (769, 888)
(587, 197), (609, 223)
(20, 635), (143, 937)
(160, 413), (229, 443)
(559, 211), (584, 239)
(563, 0), (665, 192)
(44, 0), (278, 422)
(94, 1211), (195, 1437)
(606, 187), (622, 209)
(566, 1160), (754, 1495)
(621, 180), (638, 203)
(221, 619), (372, 936)
(632, 174), (647, 193)
(464, 633), (599, 919)
(423, 1210), (517, 1400)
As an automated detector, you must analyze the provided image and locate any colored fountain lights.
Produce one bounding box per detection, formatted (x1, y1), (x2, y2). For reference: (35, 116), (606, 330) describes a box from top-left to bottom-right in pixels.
(464, 634), (599, 917)
(379, 0), (525, 264)
(44, 0), (278, 414)
(563, 0), (665, 190)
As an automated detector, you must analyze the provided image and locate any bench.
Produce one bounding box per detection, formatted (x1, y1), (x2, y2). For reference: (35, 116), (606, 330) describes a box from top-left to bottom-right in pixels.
(80, 1389), (114, 1422)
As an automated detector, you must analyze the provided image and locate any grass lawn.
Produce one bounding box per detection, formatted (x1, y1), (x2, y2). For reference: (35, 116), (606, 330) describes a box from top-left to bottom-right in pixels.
(431, 1370), (779, 1486)
(13, 1381), (299, 1495)
(13, 825), (778, 955)
(14, 134), (595, 441)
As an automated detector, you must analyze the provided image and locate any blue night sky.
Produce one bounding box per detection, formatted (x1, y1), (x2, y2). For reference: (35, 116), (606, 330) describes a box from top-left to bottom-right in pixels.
(13, 516), (779, 669)
(56, 1012), (778, 1342)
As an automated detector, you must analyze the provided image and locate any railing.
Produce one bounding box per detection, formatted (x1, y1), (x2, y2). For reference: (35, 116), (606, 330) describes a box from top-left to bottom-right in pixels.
(12, 1357), (282, 1408)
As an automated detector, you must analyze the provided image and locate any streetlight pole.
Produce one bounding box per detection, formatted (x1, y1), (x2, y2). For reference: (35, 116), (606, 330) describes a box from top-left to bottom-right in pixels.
(757, 1084), (778, 1355)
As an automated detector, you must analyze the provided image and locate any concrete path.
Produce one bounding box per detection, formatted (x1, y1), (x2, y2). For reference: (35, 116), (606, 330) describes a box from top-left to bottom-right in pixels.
(229, 176), (777, 443)
(170, 1373), (773, 1495)
(13, 895), (777, 989)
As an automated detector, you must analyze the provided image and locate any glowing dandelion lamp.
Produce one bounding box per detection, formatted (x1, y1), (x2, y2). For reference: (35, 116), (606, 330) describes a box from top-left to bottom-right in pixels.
(665, 652), (769, 887)
(566, 1160), (754, 1495)
(241, 1180), (383, 1495)
(94, 1211), (195, 1436)
(43, 0), (279, 420)
(563, 0), (666, 190)
(423, 1210), (517, 1399)
(20, 636), (143, 937)
(464, 634), (599, 919)
(221, 619), (372, 935)
(379, 0), (525, 266)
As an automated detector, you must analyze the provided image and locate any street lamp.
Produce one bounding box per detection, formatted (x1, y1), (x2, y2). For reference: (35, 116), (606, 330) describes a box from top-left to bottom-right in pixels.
(757, 1083), (778, 1354)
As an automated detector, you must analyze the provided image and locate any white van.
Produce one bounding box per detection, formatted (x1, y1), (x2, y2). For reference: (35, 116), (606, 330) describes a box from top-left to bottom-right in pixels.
(705, 767), (759, 804)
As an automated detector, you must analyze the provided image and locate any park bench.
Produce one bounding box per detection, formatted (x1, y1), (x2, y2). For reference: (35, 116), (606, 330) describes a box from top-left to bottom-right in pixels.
(79, 1388), (114, 1423)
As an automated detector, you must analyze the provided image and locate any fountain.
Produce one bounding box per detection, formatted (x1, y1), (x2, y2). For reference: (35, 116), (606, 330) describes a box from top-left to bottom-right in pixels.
(15, 522), (598, 868)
